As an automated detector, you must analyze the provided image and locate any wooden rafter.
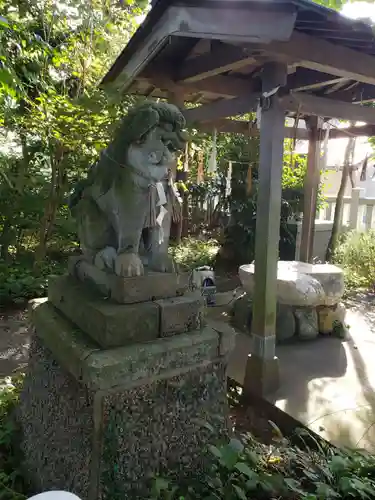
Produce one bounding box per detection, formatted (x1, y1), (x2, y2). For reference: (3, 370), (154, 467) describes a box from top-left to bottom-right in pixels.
(140, 70), (250, 97)
(253, 31), (375, 86)
(287, 69), (348, 92)
(197, 120), (375, 139)
(326, 82), (375, 103)
(197, 119), (309, 139)
(184, 87), (375, 126)
(183, 93), (260, 123)
(280, 92), (375, 123)
(176, 43), (257, 83)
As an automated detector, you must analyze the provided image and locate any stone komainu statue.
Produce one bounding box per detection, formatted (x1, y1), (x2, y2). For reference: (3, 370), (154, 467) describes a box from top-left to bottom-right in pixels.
(69, 101), (188, 277)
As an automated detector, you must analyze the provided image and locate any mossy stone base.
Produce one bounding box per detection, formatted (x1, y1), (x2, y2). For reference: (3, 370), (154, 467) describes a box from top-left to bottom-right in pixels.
(19, 301), (233, 499)
(48, 275), (205, 348)
(48, 275), (160, 349)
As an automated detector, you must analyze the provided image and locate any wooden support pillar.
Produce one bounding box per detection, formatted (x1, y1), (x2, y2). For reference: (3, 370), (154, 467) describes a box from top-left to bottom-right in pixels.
(243, 62), (287, 397)
(300, 117), (323, 263)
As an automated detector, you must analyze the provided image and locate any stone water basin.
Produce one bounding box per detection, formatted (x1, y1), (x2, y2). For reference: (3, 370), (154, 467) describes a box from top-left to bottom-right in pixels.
(239, 261), (345, 307)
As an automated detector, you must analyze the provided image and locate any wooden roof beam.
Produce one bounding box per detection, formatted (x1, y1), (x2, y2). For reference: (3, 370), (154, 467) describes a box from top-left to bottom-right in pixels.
(140, 70), (251, 97)
(183, 93), (260, 123)
(287, 69), (349, 92)
(280, 92), (375, 124)
(254, 31), (375, 86)
(197, 119), (309, 139)
(176, 43), (257, 83)
(325, 82), (375, 103)
(196, 120), (375, 139)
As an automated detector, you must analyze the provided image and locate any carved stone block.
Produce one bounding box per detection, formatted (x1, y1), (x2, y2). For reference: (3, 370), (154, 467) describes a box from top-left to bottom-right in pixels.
(69, 257), (189, 304)
(156, 296), (205, 337)
(48, 275), (160, 349)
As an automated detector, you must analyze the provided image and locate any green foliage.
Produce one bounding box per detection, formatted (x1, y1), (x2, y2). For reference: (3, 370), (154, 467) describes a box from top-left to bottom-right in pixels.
(170, 238), (219, 270)
(0, 0), (146, 275)
(0, 256), (65, 306)
(151, 429), (375, 500)
(333, 230), (375, 291)
(0, 374), (27, 500)
(213, 137), (308, 270)
(312, 0), (349, 11)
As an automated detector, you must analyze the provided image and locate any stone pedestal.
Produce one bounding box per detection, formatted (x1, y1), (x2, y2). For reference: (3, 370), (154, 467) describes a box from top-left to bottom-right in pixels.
(19, 263), (234, 499)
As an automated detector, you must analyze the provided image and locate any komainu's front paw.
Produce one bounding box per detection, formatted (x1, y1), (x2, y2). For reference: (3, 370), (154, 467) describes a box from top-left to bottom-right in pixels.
(115, 253), (144, 277)
(94, 246), (117, 271)
(149, 253), (176, 273)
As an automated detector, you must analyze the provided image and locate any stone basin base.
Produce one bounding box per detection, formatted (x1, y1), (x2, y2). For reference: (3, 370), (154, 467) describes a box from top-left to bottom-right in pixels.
(231, 294), (346, 342)
(233, 261), (346, 342)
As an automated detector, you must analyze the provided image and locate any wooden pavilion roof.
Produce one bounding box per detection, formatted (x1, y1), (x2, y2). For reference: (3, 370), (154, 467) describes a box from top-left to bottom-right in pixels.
(102, 0), (375, 138)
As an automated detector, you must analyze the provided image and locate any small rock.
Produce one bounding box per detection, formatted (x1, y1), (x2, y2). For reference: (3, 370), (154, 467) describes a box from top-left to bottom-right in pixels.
(295, 308), (319, 340)
(276, 304), (296, 343)
(318, 302), (346, 334)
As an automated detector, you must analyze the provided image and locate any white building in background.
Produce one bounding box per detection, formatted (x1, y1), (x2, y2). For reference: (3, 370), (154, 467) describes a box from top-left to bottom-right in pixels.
(292, 119), (375, 199)
(320, 137), (375, 198)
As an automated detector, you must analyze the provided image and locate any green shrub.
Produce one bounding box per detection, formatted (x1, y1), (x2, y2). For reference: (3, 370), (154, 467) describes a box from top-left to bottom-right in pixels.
(170, 238), (219, 270)
(0, 257), (65, 306)
(333, 230), (375, 291)
(1, 374), (375, 500)
(0, 374), (27, 500)
(151, 429), (375, 500)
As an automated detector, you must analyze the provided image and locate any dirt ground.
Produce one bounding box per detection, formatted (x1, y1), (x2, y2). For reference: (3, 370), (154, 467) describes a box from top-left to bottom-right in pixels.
(0, 307), (29, 377)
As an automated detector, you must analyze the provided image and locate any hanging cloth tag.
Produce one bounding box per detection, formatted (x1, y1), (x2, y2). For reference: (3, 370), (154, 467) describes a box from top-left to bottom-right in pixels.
(157, 205), (168, 243)
(155, 181), (167, 206)
(157, 205), (168, 226)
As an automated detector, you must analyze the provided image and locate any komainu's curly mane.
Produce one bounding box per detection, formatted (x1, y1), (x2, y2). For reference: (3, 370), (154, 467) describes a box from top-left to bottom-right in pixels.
(69, 101), (187, 209)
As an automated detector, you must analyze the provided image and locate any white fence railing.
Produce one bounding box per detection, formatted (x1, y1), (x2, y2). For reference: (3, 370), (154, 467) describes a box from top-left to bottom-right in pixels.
(318, 187), (375, 231)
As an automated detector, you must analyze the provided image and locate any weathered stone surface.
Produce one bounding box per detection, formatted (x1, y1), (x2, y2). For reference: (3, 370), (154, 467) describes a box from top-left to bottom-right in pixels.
(100, 363), (228, 499)
(318, 302), (346, 334)
(68, 102), (188, 277)
(239, 261), (344, 307)
(239, 262), (325, 307)
(18, 337), (95, 498)
(307, 264), (345, 306)
(28, 299), (223, 391)
(295, 308), (319, 340)
(69, 257), (188, 304)
(231, 292), (252, 332)
(84, 327), (221, 391)
(207, 319), (237, 356)
(156, 296), (204, 337)
(30, 299), (100, 380)
(19, 337), (229, 500)
(48, 275), (160, 348)
(276, 304), (296, 342)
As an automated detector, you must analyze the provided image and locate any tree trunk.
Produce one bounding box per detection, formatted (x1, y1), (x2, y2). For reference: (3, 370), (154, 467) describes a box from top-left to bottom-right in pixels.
(325, 128), (356, 262)
(34, 145), (66, 268)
